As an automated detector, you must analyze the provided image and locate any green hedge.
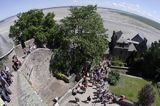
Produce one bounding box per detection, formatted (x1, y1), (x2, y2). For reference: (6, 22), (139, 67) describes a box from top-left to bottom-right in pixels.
(111, 56), (124, 67)
(54, 71), (69, 83)
(111, 60), (124, 67)
(108, 71), (120, 85)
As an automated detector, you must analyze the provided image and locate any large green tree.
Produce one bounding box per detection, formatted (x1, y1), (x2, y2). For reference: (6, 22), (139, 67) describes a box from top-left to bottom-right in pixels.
(143, 40), (160, 80)
(9, 10), (58, 48)
(131, 40), (160, 80)
(51, 5), (108, 75)
(10, 10), (44, 40)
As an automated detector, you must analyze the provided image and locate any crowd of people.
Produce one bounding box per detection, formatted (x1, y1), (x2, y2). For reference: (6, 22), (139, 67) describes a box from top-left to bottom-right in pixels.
(0, 38), (37, 105)
(0, 66), (13, 105)
(71, 57), (125, 105)
(12, 40), (37, 71)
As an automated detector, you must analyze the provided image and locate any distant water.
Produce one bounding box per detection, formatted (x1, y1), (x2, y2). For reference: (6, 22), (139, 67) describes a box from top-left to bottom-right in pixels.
(0, 35), (13, 59)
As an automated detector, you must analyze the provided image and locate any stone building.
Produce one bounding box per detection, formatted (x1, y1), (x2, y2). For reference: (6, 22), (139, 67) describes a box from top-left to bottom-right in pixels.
(109, 31), (147, 61)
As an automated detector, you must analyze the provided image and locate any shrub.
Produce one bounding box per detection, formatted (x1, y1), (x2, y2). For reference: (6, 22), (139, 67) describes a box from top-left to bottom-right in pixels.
(111, 56), (124, 67)
(54, 71), (69, 83)
(138, 84), (155, 106)
(108, 71), (120, 85)
(111, 60), (124, 67)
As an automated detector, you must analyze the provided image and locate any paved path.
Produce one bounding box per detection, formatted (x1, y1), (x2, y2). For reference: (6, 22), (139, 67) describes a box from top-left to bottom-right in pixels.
(4, 48), (75, 106)
(3, 49), (46, 106)
(61, 82), (119, 106)
(120, 73), (143, 79)
(2, 50), (19, 106)
(6, 67), (47, 106)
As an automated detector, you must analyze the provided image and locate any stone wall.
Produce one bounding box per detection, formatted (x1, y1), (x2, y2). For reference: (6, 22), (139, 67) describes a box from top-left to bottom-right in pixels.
(18, 48), (73, 106)
(14, 39), (35, 57)
(17, 72), (48, 106)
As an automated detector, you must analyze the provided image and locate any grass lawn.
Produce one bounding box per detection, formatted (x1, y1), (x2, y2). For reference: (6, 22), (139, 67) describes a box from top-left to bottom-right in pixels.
(110, 74), (160, 106)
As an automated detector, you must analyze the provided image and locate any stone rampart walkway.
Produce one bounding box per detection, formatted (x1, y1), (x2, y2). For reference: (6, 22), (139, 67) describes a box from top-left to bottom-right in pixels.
(17, 72), (47, 106)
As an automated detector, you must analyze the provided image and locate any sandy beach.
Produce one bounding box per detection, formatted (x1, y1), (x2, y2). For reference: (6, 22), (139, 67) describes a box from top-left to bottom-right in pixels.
(44, 7), (160, 45)
(0, 7), (160, 52)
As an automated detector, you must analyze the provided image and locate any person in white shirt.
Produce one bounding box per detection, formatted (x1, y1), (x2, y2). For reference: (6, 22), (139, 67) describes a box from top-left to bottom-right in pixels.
(54, 102), (59, 106)
(54, 97), (59, 106)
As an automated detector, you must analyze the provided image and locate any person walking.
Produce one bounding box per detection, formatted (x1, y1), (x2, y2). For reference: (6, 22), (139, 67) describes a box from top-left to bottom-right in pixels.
(87, 96), (91, 102)
(18, 35), (26, 54)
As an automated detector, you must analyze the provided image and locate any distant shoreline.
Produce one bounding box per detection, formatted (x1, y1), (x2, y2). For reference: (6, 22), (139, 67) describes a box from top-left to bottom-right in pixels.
(1, 6), (160, 28)
(0, 6), (160, 54)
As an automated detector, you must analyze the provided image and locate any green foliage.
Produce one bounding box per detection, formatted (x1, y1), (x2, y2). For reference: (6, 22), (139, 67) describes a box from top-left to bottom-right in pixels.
(50, 49), (71, 75)
(53, 71), (69, 83)
(108, 71), (120, 85)
(111, 61), (124, 67)
(131, 40), (160, 80)
(111, 56), (124, 67)
(61, 5), (106, 35)
(123, 40), (160, 81)
(9, 10), (58, 48)
(110, 75), (160, 106)
(43, 13), (55, 29)
(9, 25), (20, 38)
(138, 84), (155, 106)
(143, 40), (160, 79)
(51, 5), (108, 75)
(10, 5), (108, 77)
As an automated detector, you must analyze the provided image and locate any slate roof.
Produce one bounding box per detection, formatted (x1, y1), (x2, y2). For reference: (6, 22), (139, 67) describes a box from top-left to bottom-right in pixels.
(113, 31), (147, 52)
(131, 34), (144, 43)
(115, 31), (123, 41)
(116, 36), (128, 44)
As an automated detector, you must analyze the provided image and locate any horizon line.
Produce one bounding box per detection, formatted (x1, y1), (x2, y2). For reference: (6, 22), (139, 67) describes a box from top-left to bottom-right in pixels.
(0, 5), (160, 24)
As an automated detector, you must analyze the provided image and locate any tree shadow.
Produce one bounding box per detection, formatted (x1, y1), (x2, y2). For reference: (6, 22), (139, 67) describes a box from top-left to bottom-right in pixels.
(92, 100), (101, 103)
(116, 100), (136, 106)
(92, 97), (98, 100)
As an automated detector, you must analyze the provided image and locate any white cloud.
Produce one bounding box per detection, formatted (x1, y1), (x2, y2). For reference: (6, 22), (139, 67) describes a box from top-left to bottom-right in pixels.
(73, 0), (79, 3)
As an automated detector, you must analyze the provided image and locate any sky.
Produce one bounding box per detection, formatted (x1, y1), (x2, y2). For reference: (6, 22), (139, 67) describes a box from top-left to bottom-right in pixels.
(0, 0), (160, 23)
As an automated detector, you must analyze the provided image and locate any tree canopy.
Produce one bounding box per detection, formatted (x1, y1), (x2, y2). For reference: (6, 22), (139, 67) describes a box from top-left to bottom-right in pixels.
(51, 5), (108, 75)
(131, 40), (160, 80)
(9, 5), (108, 75)
(143, 40), (160, 79)
(9, 9), (58, 47)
